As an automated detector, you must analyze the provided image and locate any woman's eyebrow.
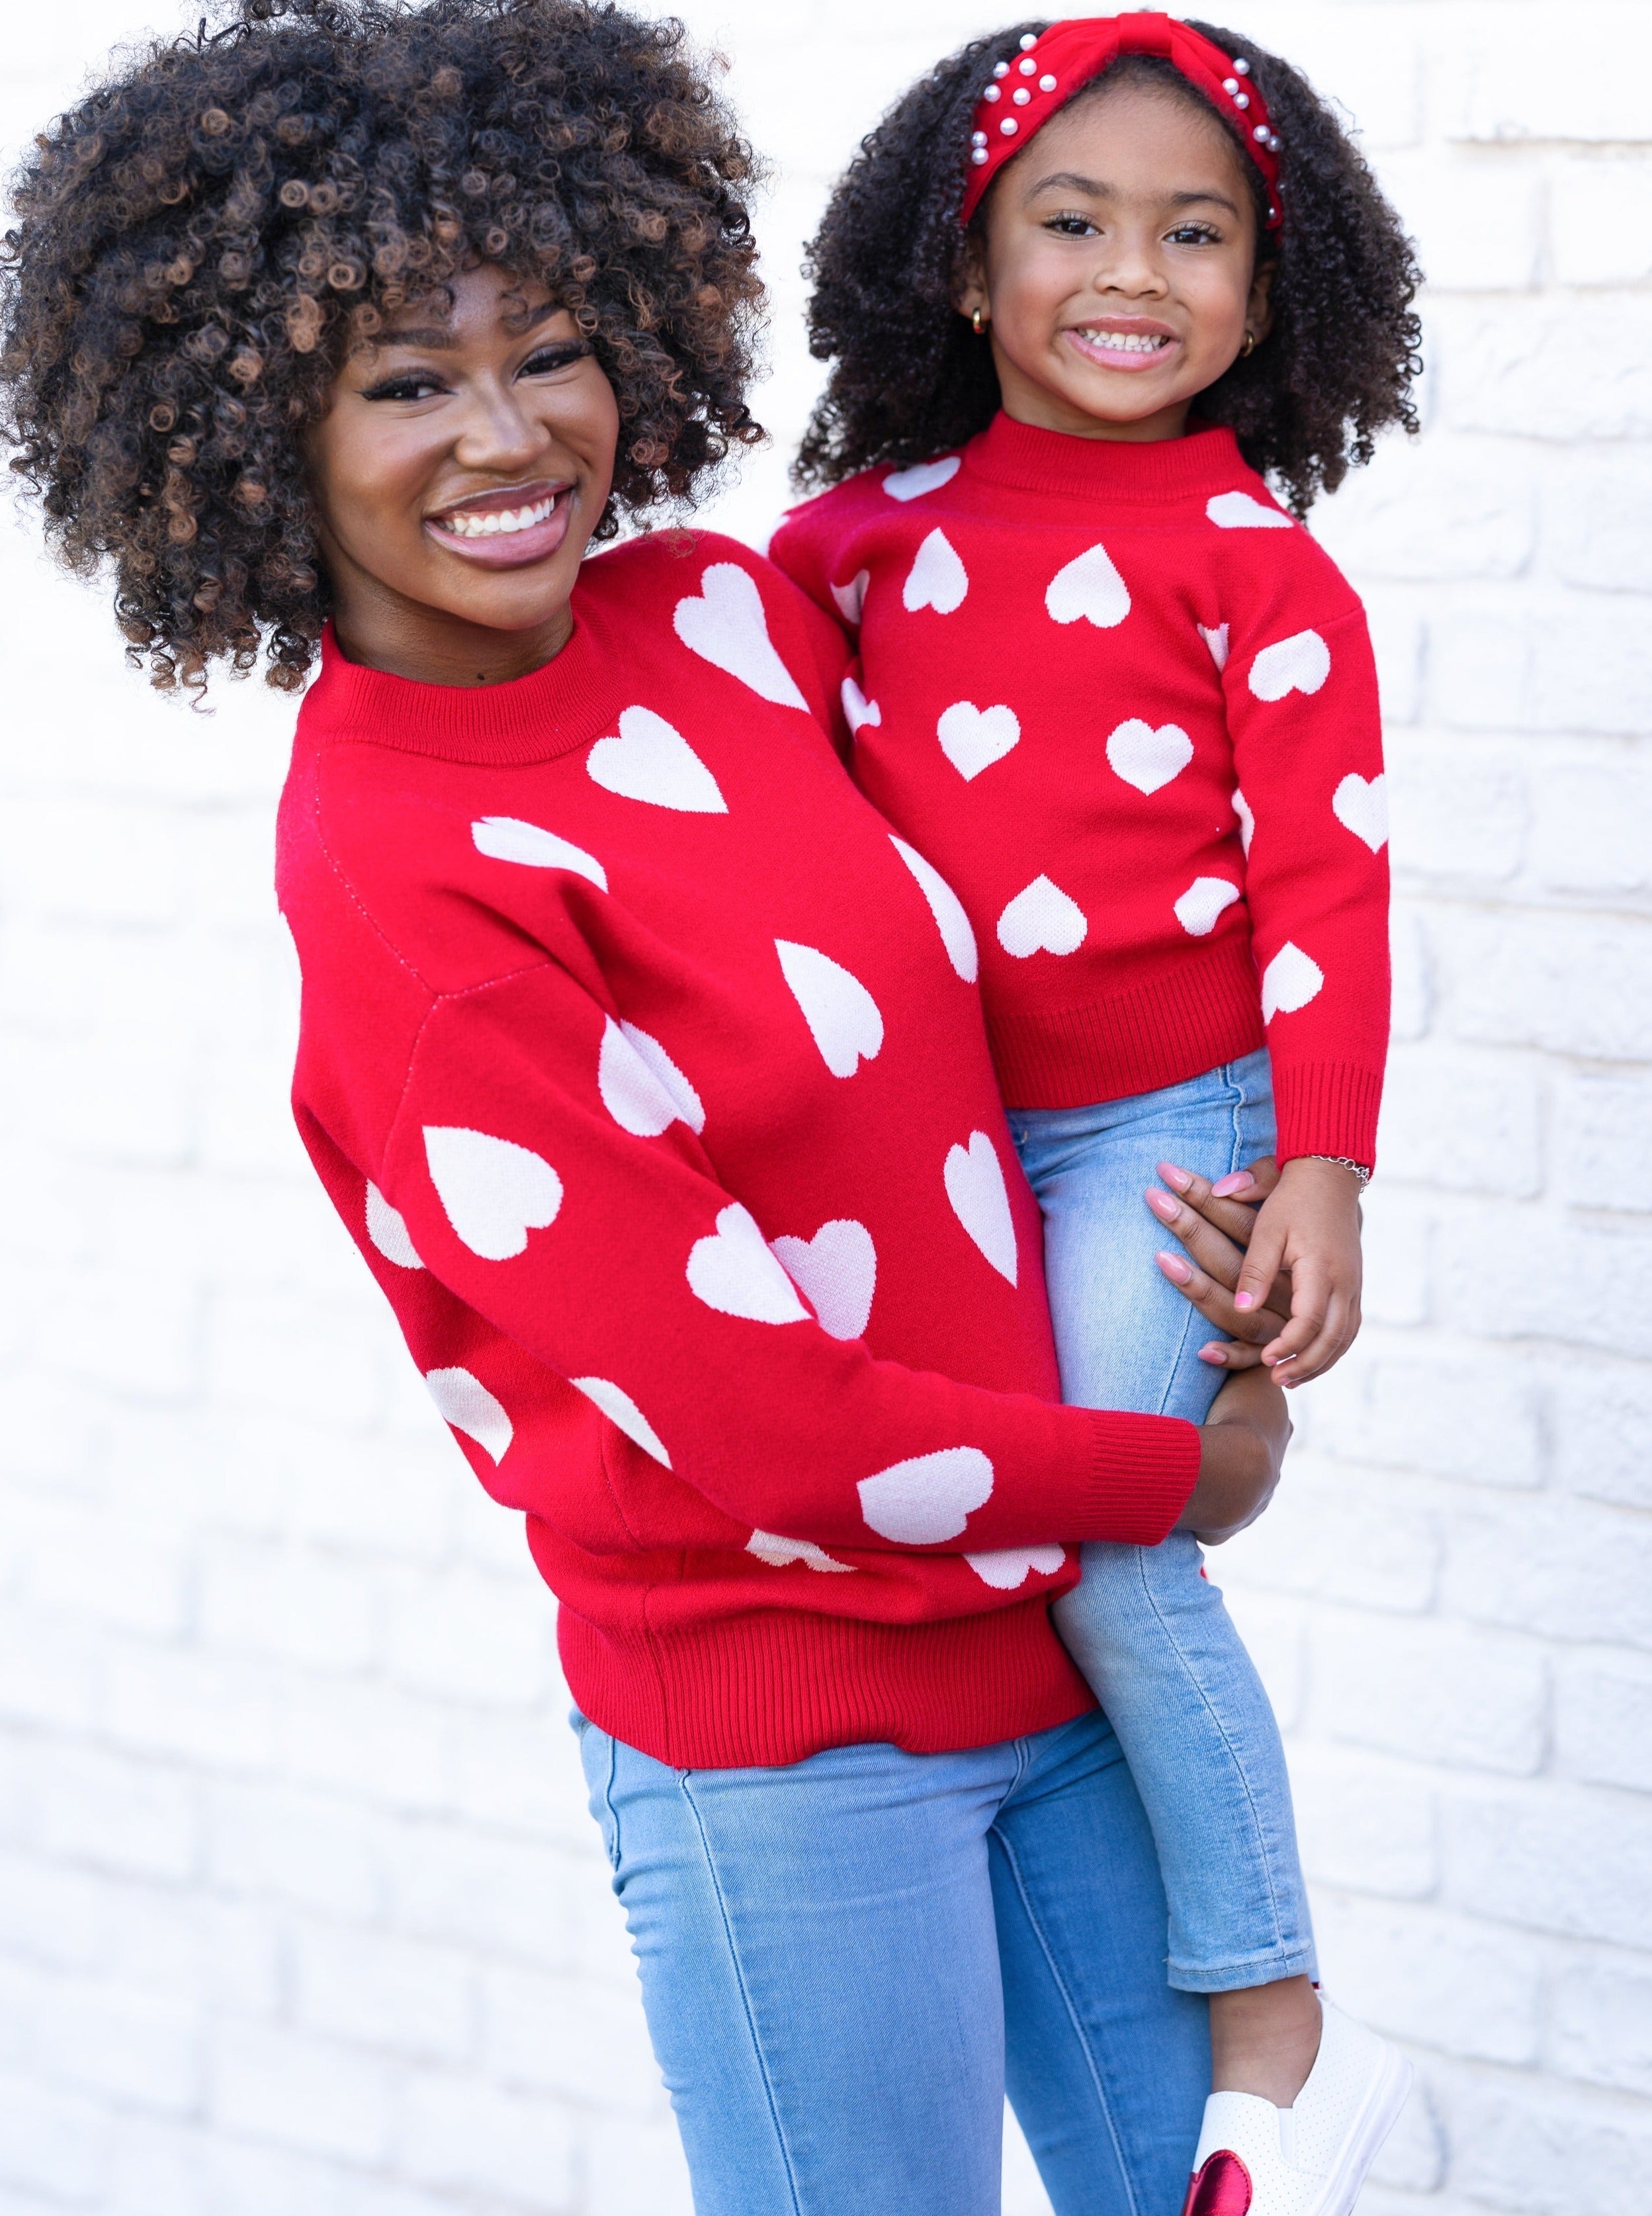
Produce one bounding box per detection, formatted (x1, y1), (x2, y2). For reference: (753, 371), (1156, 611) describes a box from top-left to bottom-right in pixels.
(370, 301), (564, 351)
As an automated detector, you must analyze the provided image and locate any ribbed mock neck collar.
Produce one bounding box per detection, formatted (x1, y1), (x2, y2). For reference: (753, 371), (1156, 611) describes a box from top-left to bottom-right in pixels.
(966, 412), (1245, 502)
(299, 609), (615, 767)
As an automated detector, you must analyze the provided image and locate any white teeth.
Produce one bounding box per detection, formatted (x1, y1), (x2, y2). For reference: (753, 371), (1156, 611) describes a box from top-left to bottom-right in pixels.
(437, 495), (558, 539)
(1082, 330), (1169, 354)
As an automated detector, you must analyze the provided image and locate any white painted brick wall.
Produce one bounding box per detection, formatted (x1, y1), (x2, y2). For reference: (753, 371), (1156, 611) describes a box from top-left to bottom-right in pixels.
(2, 4), (1648, 2210)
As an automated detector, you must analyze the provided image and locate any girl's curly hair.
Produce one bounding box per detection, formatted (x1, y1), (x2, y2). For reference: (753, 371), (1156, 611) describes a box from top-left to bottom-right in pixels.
(796, 19), (1422, 515)
(0, 0), (764, 693)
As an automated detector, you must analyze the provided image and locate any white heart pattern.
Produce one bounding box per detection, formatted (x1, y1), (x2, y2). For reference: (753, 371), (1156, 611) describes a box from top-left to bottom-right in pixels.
(470, 817), (607, 891)
(842, 675), (882, 734)
(1207, 490), (1293, 529)
(426, 1366), (513, 1464)
(1045, 542), (1131, 629)
(775, 940), (885, 1079)
(599, 1018), (706, 1138)
(1332, 772), (1389, 853)
(890, 836), (978, 984)
(832, 570), (871, 625)
(687, 1202), (811, 1325)
(587, 706), (728, 814)
(859, 1446), (994, 1543)
(944, 1130), (1018, 1286)
(903, 529), (969, 615)
(570, 1375), (672, 1466)
(771, 1219), (877, 1341)
(423, 1127), (563, 1261)
(1261, 942), (1325, 1022)
(1249, 629), (1332, 702)
(996, 876), (1088, 961)
(937, 699), (1020, 781)
(674, 562), (808, 711)
(747, 1530), (855, 1573)
(883, 455), (961, 502)
(965, 1544), (1066, 1591)
(365, 1180), (423, 1270)
(1198, 621), (1231, 672)
(1106, 718), (1194, 796)
(1174, 876), (1242, 938)
(1233, 787), (1256, 856)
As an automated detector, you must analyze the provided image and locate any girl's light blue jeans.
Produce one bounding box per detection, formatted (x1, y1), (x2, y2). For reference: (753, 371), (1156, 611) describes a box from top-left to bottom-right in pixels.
(576, 1706), (1208, 2216)
(1010, 1049), (1317, 1996)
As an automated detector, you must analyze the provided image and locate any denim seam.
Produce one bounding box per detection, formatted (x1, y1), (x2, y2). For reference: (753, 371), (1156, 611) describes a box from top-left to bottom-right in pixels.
(600, 1732), (622, 1873)
(677, 1772), (806, 2215)
(990, 1820), (1143, 2216)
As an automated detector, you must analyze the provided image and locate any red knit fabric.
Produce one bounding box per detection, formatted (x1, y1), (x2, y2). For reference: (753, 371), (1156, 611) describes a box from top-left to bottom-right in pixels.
(769, 415), (1391, 1165)
(277, 529), (1200, 1769)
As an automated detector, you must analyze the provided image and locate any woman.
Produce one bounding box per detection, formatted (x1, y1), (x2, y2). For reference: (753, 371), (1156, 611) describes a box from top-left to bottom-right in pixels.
(1, 4), (1294, 2210)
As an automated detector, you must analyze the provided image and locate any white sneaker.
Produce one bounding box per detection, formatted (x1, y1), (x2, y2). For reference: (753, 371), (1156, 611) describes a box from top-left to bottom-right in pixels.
(1180, 1994), (1413, 2216)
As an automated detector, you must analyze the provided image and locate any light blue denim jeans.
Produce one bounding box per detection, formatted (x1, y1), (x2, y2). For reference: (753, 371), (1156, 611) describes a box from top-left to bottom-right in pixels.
(1010, 1049), (1317, 1995)
(576, 1707), (1208, 2216)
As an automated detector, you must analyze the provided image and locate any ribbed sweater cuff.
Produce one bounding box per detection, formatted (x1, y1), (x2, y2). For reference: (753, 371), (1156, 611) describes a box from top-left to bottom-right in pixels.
(1272, 1061), (1385, 1170)
(1084, 1412), (1202, 1545)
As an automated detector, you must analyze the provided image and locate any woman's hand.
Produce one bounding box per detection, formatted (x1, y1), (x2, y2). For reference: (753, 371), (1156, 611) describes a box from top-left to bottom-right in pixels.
(1180, 1365), (1292, 1544)
(1143, 1157), (1293, 1370)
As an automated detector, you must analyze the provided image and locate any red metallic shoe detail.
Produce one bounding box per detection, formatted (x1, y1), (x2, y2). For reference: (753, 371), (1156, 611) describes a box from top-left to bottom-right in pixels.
(1180, 2149), (1253, 2216)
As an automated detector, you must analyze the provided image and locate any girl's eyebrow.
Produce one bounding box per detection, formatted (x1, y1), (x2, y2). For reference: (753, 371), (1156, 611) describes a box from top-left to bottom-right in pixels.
(1024, 171), (1242, 218)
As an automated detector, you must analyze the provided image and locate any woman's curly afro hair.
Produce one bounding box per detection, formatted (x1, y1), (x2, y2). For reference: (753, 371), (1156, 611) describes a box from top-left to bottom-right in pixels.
(797, 19), (1422, 515)
(1, 0), (764, 693)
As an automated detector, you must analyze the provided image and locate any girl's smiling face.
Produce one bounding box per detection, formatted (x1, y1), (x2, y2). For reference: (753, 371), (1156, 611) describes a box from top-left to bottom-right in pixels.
(308, 263), (621, 685)
(960, 76), (1274, 443)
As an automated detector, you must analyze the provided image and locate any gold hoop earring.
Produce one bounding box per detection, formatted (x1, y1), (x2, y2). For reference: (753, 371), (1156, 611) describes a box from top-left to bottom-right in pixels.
(971, 306), (987, 337)
(1241, 330), (1258, 357)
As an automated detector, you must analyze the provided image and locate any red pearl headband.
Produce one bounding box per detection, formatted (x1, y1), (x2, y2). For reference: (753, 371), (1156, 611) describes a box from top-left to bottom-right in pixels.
(961, 12), (1283, 230)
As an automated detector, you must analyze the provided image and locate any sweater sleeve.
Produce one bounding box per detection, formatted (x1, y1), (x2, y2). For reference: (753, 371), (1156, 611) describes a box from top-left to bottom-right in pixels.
(372, 959), (1199, 1554)
(1224, 558), (1392, 1166)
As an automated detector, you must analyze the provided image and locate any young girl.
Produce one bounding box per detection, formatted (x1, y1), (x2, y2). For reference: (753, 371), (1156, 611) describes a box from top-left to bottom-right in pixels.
(771, 14), (1421, 2213)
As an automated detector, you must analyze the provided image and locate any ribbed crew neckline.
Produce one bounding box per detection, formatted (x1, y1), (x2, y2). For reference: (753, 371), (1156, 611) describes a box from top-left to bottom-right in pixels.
(300, 608), (615, 768)
(965, 411), (1245, 503)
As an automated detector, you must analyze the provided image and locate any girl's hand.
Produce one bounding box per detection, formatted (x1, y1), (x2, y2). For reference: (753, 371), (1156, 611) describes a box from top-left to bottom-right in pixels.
(1180, 1365), (1291, 1543)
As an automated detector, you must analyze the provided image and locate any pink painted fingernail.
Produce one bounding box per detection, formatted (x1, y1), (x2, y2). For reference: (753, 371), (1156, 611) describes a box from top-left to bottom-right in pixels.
(1197, 1346), (1226, 1364)
(1157, 1162), (1192, 1192)
(1212, 1173), (1254, 1198)
(1234, 1290), (1256, 1310)
(1156, 1250), (1193, 1284)
(1145, 1186), (1178, 1222)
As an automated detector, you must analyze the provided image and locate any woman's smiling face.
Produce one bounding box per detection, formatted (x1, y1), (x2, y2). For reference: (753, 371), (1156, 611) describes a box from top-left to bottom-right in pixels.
(960, 77), (1274, 444)
(308, 263), (621, 684)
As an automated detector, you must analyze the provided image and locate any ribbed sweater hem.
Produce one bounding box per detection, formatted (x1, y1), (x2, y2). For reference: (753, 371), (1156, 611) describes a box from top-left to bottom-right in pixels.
(556, 1597), (1100, 1769)
(1272, 1059), (1385, 1169)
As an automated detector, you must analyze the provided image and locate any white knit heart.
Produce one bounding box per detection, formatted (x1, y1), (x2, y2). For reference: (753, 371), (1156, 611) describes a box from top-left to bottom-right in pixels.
(1249, 629), (1331, 701)
(884, 455), (961, 502)
(747, 1529), (855, 1572)
(996, 876), (1087, 960)
(945, 1130), (1018, 1286)
(1106, 718), (1194, 795)
(857, 1446), (994, 1542)
(1261, 942), (1325, 1022)
(1233, 787), (1255, 856)
(832, 569), (871, 625)
(674, 562), (808, 710)
(903, 529), (969, 614)
(426, 1366), (513, 1464)
(1198, 622), (1231, 672)
(687, 1202), (810, 1324)
(1045, 542), (1131, 628)
(598, 1018), (705, 1137)
(965, 1544), (1066, 1590)
(570, 1376), (672, 1466)
(771, 1219), (877, 1341)
(775, 940), (885, 1078)
(470, 817), (609, 891)
(587, 707), (728, 813)
(1332, 772), (1389, 853)
(890, 836), (978, 984)
(423, 1127), (562, 1260)
(842, 675), (882, 734)
(1174, 876), (1242, 938)
(937, 699), (1020, 781)
(365, 1180), (423, 1270)
(1207, 490), (1293, 529)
